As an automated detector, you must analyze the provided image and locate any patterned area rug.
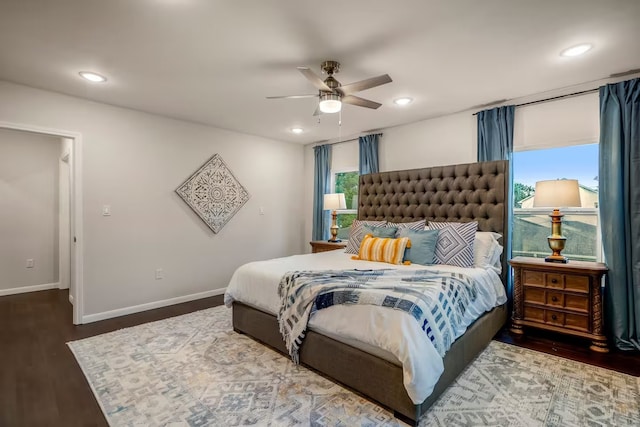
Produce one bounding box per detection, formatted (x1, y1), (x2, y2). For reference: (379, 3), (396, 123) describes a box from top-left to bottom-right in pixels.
(68, 306), (640, 426)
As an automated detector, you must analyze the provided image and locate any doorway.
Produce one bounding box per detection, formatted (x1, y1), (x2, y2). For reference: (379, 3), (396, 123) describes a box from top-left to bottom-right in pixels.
(0, 121), (83, 324)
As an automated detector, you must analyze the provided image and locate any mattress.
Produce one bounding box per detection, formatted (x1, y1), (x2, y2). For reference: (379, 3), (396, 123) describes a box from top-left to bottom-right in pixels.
(224, 250), (507, 404)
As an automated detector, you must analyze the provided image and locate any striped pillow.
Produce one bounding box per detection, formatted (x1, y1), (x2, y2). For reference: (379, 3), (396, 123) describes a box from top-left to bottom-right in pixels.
(351, 235), (412, 265)
(344, 220), (387, 254)
(427, 221), (478, 267)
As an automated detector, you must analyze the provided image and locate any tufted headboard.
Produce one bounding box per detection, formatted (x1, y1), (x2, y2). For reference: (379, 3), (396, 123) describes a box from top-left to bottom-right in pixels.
(357, 160), (509, 283)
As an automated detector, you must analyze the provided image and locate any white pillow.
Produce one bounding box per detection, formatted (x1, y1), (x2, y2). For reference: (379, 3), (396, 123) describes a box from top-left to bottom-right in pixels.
(474, 232), (503, 273)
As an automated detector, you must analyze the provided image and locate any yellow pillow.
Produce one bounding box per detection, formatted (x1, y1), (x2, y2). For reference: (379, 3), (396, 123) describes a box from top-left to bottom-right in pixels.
(352, 234), (412, 265)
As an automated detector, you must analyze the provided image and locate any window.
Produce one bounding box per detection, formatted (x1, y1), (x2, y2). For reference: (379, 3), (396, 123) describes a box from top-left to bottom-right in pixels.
(513, 143), (600, 262)
(332, 170), (358, 234)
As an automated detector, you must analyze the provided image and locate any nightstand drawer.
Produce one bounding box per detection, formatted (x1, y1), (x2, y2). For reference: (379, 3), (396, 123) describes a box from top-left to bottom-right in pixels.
(523, 288), (589, 313)
(523, 269), (590, 294)
(546, 291), (565, 308)
(523, 306), (545, 323)
(523, 306), (590, 332)
(565, 312), (590, 332)
(523, 286), (545, 304)
(565, 293), (589, 312)
(523, 270), (544, 286)
(545, 310), (564, 327)
(565, 275), (590, 293)
(545, 273), (563, 288)
(523, 306), (564, 326)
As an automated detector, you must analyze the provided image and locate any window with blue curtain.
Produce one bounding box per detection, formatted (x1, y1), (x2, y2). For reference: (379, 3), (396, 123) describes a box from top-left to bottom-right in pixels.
(477, 105), (515, 303)
(599, 78), (640, 350)
(359, 133), (381, 175)
(312, 144), (331, 241)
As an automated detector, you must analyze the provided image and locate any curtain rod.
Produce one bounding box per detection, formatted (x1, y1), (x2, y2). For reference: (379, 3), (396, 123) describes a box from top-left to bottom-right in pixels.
(312, 132), (383, 148)
(472, 88), (599, 116)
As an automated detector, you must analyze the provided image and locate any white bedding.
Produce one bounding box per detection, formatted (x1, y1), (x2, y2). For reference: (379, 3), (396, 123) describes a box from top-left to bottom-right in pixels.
(224, 250), (507, 404)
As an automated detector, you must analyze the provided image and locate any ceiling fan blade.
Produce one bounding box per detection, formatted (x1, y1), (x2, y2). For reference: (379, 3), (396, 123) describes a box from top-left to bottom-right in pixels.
(342, 95), (382, 109)
(337, 74), (392, 96)
(266, 94), (317, 99)
(313, 105), (324, 116)
(298, 66), (332, 92)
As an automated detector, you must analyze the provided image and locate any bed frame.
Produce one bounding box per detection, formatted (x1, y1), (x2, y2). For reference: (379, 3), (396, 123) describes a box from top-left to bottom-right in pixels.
(232, 159), (509, 425)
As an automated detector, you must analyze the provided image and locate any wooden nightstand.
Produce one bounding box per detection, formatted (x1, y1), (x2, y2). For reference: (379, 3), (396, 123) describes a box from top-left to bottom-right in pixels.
(509, 256), (609, 352)
(310, 240), (347, 253)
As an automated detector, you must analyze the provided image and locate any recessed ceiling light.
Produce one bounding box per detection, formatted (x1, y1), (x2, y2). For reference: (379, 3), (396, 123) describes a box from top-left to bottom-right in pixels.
(79, 71), (107, 83)
(560, 44), (593, 57)
(291, 127), (304, 134)
(394, 97), (413, 106)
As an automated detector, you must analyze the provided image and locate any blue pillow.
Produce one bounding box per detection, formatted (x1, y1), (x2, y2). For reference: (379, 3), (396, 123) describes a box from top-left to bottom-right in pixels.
(363, 225), (398, 238)
(399, 228), (439, 265)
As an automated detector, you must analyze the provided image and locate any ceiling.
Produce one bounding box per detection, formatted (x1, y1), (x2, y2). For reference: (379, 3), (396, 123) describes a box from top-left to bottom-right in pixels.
(1, 1), (639, 145)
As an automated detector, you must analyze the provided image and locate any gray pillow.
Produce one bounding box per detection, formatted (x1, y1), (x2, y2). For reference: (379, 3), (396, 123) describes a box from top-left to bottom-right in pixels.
(399, 228), (439, 265)
(364, 225), (398, 238)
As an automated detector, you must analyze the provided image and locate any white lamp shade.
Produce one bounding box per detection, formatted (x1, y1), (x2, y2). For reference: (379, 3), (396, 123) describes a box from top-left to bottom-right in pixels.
(533, 179), (581, 208)
(319, 93), (342, 113)
(324, 193), (347, 210)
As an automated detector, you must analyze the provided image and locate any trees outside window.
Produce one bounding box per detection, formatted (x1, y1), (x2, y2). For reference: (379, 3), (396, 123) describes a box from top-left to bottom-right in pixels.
(333, 171), (358, 231)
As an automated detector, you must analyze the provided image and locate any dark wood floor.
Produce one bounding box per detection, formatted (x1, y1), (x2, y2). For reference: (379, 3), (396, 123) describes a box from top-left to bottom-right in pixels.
(494, 326), (640, 377)
(0, 289), (223, 427)
(1, 289), (638, 426)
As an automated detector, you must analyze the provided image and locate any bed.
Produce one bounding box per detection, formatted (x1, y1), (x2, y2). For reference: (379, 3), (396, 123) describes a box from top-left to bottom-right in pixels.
(226, 159), (509, 425)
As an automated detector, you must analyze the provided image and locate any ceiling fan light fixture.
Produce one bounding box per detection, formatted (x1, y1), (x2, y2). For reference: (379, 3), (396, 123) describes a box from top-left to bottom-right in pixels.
(319, 93), (342, 114)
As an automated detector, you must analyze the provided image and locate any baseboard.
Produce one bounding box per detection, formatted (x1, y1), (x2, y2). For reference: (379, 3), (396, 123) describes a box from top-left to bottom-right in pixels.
(0, 282), (60, 297)
(69, 294), (75, 305)
(81, 287), (227, 324)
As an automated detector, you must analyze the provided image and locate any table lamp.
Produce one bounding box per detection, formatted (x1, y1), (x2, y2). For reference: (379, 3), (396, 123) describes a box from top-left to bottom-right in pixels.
(323, 193), (347, 242)
(533, 179), (581, 263)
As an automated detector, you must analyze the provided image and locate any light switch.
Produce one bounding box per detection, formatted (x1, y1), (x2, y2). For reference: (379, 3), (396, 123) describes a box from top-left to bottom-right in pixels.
(102, 205), (111, 216)
(259, 207), (265, 215)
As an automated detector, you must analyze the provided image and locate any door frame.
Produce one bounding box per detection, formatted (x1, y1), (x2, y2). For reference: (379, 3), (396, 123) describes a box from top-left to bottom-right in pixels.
(0, 121), (84, 324)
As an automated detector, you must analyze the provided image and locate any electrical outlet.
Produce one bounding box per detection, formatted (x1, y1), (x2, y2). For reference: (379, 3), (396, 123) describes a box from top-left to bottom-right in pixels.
(26, 259), (34, 268)
(102, 205), (111, 216)
(155, 268), (164, 280)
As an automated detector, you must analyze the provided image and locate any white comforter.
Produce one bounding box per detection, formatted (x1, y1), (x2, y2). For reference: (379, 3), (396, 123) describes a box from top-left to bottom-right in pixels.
(224, 250), (506, 404)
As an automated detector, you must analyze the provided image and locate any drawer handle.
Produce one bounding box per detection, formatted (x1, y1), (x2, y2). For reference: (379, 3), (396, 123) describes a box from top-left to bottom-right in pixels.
(551, 314), (558, 321)
(551, 278), (558, 284)
(551, 296), (558, 302)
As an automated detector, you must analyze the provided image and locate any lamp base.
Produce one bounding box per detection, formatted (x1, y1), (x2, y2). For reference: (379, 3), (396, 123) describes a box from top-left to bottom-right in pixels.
(545, 255), (568, 264)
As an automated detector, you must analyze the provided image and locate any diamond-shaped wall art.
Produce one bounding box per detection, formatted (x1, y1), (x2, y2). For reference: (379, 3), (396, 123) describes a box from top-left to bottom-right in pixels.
(176, 154), (250, 233)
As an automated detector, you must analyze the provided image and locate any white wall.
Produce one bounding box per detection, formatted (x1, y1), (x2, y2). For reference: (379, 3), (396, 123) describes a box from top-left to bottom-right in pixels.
(380, 111), (478, 171)
(0, 128), (60, 291)
(0, 80), (304, 318)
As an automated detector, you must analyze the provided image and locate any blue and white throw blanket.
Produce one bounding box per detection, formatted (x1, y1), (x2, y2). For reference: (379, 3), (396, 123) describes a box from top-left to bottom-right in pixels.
(277, 269), (477, 363)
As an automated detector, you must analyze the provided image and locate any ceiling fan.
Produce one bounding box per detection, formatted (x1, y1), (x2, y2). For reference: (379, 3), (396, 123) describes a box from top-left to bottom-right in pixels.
(267, 60), (392, 115)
